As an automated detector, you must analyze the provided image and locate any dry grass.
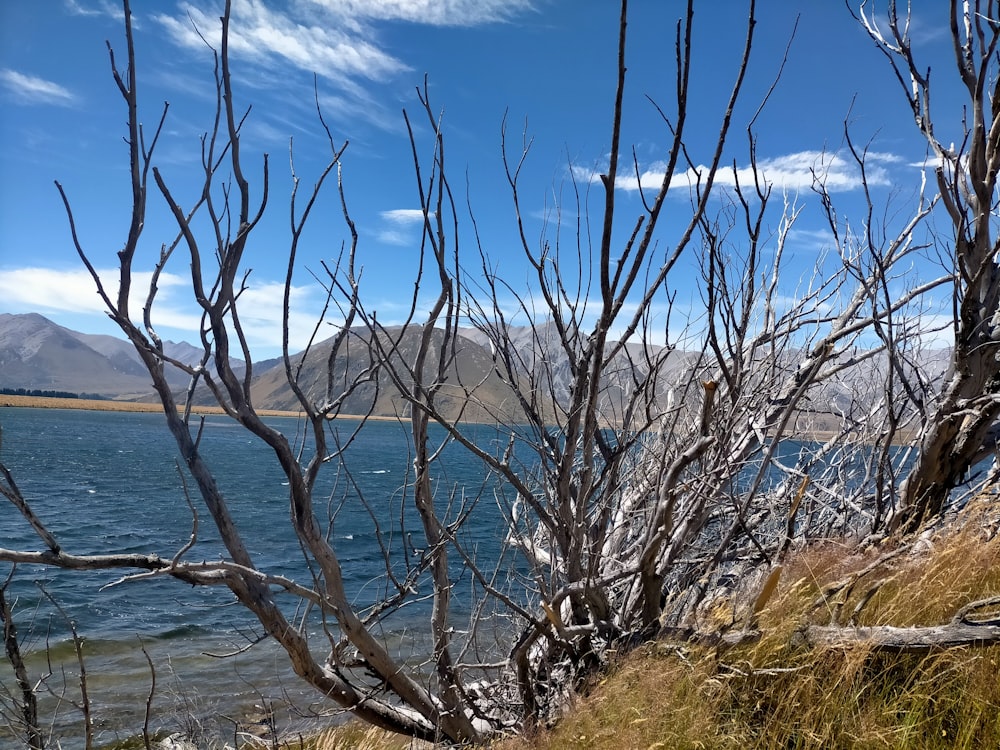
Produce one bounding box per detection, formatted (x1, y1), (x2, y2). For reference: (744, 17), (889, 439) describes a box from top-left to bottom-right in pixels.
(278, 722), (431, 750)
(499, 499), (1000, 750)
(0, 393), (384, 419)
(290, 506), (1000, 750)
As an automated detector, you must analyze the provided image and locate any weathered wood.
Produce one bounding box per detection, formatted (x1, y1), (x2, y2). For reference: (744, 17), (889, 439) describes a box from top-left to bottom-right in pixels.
(804, 622), (1000, 652)
(655, 595), (1000, 655)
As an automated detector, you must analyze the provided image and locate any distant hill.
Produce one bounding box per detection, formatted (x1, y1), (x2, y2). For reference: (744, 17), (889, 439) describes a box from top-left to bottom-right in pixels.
(0, 313), (225, 399)
(249, 325), (522, 422)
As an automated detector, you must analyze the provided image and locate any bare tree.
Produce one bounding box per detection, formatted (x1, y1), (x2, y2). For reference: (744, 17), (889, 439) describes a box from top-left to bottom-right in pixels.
(365, 0), (949, 724)
(0, 0), (986, 744)
(855, 0), (1000, 532)
(0, 583), (43, 750)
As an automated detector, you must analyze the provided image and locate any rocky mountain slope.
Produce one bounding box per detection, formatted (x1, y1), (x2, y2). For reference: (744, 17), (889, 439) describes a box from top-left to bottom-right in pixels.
(0, 314), (520, 421)
(248, 325), (521, 422)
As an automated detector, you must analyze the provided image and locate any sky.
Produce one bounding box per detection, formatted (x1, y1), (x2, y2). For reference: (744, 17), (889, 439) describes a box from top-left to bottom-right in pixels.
(0, 1), (961, 359)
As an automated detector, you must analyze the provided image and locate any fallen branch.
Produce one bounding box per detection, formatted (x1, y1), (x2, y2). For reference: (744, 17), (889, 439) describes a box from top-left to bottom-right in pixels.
(802, 621), (1000, 652)
(803, 594), (1000, 652)
(652, 595), (1000, 655)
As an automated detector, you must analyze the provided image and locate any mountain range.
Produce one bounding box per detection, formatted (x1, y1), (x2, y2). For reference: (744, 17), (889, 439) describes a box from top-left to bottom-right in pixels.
(0, 313), (526, 420)
(0, 313), (211, 399)
(0, 312), (952, 429)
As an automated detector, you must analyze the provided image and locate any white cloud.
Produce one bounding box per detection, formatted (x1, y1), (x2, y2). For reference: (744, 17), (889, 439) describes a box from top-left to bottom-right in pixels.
(64, 0), (124, 20)
(377, 229), (411, 245)
(151, 0), (535, 125)
(738, 150), (898, 192)
(859, 9), (949, 48)
(578, 149), (906, 195)
(0, 267), (198, 327)
(231, 281), (335, 352)
(910, 313), (955, 348)
(381, 208), (427, 224)
(0, 69), (76, 106)
(377, 208), (430, 245)
(154, 1), (409, 96)
(786, 228), (836, 253)
(303, 0), (537, 26)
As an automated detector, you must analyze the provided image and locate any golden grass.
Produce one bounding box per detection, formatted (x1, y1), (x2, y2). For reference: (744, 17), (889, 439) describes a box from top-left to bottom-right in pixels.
(278, 722), (431, 750)
(499, 499), (1000, 750)
(2, 393), (175, 412)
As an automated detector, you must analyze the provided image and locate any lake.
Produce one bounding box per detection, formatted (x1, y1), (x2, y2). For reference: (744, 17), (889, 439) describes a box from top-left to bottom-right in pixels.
(0, 407), (517, 747)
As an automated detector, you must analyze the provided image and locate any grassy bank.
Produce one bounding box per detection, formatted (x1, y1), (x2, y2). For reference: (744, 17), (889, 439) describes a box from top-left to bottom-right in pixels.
(497, 498), (1000, 750)
(1, 394), (911, 443)
(0, 393), (304, 416)
(0, 393), (419, 422)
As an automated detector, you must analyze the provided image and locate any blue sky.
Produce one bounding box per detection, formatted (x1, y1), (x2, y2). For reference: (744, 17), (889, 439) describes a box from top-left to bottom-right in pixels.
(0, 1), (957, 358)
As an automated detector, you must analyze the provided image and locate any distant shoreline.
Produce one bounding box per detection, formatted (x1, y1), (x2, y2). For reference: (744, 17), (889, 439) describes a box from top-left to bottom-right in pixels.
(0, 394), (914, 444)
(1, 394), (319, 419)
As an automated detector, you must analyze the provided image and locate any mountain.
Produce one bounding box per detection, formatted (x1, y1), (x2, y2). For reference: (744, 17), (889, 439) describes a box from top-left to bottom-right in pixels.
(0, 314), (520, 421)
(1, 313), (150, 397)
(249, 325), (522, 422)
(0, 313), (226, 398)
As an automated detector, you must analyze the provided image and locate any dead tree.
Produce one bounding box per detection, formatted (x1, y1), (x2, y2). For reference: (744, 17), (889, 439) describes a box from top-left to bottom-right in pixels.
(855, 0), (1000, 532)
(372, 0), (949, 723)
(0, 584), (42, 750)
(4, 0), (486, 743)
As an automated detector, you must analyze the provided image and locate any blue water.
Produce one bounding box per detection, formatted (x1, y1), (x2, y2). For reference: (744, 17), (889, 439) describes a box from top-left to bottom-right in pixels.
(0, 407), (516, 746)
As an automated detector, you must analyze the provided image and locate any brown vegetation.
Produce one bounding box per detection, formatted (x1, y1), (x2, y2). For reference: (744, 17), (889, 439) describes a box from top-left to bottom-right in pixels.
(0, 393), (303, 417)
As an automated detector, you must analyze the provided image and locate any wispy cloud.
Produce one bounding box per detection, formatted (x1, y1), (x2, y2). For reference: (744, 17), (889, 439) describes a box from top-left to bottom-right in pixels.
(64, 0), (124, 20)
(305, 0), (537, 26)
(575, 149), (906, 195)
(381, 208), (427, 224)
(377, 208), (429, 245)
(856, 8), (949, 48)
(0, 69), (76, 106)
(786, 227), (836, 253)
(155, 2), (407, 96)
(151, 0), (536, 128)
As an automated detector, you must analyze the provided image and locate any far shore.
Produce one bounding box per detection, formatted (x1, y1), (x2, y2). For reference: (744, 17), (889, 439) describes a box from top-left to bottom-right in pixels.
(0, 394), (914, 444)
(0, 394), (339, 419)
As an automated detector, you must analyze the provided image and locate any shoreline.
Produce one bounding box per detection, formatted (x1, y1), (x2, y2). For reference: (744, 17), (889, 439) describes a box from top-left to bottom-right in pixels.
(0, 393), (306, 417)
(0, 394), (410, 421)
(0, 394), (913, 444)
